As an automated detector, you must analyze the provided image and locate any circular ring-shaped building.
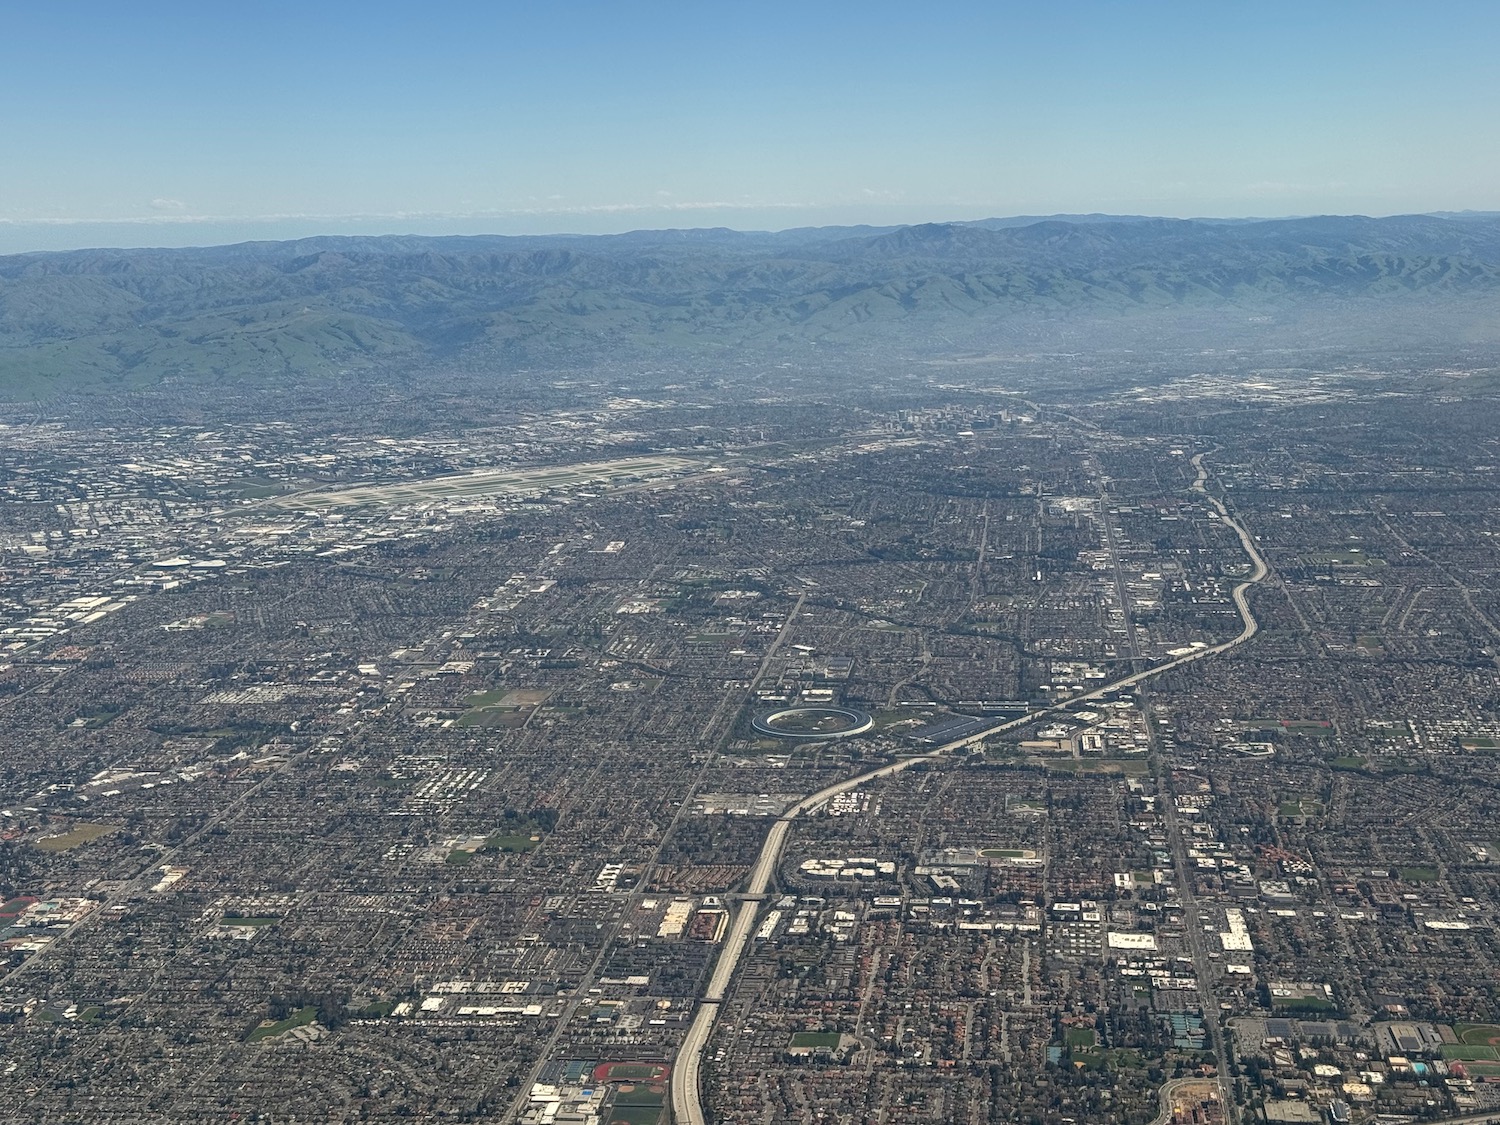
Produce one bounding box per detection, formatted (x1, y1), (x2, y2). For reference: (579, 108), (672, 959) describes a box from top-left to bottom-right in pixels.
(752, 705), (874, 740)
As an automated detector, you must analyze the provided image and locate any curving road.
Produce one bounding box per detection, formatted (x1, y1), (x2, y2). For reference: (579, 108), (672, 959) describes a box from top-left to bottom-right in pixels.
(670, 452), (1270, 1125)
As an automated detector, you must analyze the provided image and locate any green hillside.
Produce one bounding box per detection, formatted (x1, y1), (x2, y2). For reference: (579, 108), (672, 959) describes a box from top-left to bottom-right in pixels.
(4, 213), (1500, 396)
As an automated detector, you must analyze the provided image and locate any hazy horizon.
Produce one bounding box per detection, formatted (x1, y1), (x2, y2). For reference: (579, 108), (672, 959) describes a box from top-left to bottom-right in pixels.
(5, 0), (1498, 254)
(8, 205), (1500, 257)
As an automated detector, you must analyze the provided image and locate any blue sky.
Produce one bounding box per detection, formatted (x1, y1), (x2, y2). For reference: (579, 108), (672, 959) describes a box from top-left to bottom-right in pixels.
(3, 1), (1498, 251)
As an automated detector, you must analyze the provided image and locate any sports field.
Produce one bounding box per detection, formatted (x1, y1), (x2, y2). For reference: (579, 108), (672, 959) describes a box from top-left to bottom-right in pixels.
(35, 823), (118, 852)
(789, 1031), (841, 1049)
(592, 1061), (670, 1084)
(1443, 1044), (1499, 1061)
(980, 847), (1038, 861)
(1456, 1023), (1500, 1047)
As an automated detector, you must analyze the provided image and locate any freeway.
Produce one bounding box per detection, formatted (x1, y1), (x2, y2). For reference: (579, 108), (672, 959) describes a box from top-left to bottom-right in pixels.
(670, 757), (929, 1125)
(1190, 450), (1269, 642)
(670, 451), (1271, 1125)
(501, 593), (807, 1123)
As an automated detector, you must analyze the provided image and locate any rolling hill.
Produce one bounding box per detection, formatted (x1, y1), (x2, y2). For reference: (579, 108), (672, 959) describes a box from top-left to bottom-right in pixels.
(4, 213), (1500, 397)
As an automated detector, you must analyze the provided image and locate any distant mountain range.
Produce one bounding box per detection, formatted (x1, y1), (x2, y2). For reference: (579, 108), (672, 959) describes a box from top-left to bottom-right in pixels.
(4, 212), (1500, 397)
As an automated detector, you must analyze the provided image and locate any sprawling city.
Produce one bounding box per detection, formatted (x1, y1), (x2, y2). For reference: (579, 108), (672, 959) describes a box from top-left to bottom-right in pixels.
(7, 4), (1500, 1122)
(0, 333), (1498, 1124)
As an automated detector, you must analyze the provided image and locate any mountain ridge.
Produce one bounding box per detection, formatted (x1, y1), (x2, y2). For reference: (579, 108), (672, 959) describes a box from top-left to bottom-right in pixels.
(4, 213), (1500, 396)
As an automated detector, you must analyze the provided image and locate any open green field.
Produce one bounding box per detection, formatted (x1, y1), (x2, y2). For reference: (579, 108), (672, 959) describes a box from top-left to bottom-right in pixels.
(872, 707), (926, 732)
(464, 687), (514, 708)
(454, 709), (526, 729)
(36, 823), (118, 852)
(1460, 736), (1500, 751)
(216, 478), (290, 500)
(1239, 718), (1332, 734)
(1071, 1048), (1142, 1070)
(1065, 1028), (1098, 1048)
(1330, 756), (1367, 771)
(1279, 798), (1323, 819)
(1464, 1061), (1500, 1078)
(447, 827), (542, 865)
(981, 848), (1029, 859)
(1399, 866), (1439, 883)
(1282, 721), (1334, 737)
(247, 1006), (317, 1042)
(612, 1086), (665, 1107)
(1035, 757), (1149, 775)
(1299, 551), (1385, 567)
(607, 1109), (661, 1125)
(467, 687), (551, 709)
(789, 1031), (842, 1049)
(68, 705), (125, 730)
(765, 712), (860, 735)
(456, 687), (551, 729)
(1456, 1023), (1500, 1046)
(1442, 1044), (1500, 1061)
